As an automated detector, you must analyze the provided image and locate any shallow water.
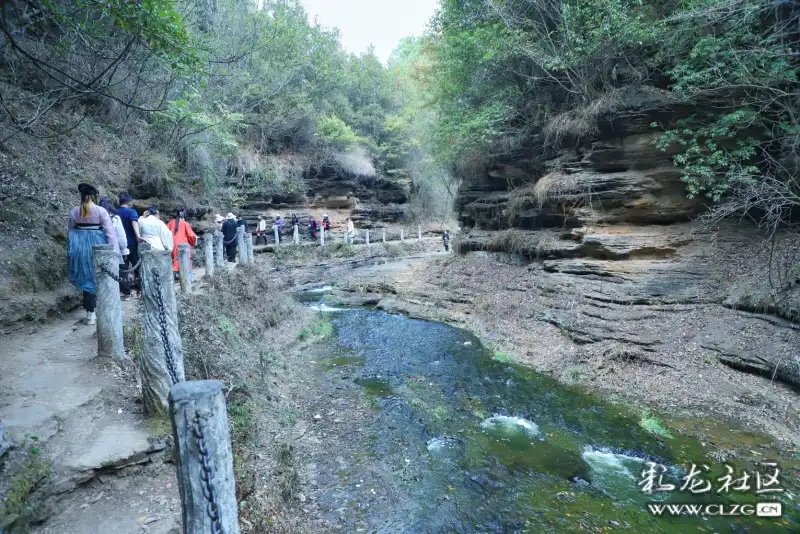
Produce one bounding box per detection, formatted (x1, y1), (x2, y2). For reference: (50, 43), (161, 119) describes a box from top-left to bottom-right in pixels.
(301, 302), (798, 533)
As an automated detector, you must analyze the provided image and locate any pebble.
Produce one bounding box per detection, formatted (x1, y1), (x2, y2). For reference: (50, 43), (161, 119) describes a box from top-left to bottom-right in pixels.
(313, 414), (322, 421)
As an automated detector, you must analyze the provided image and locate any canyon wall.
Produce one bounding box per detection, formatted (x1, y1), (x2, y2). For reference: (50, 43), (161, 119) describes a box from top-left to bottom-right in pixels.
(454, 88), (800, 389)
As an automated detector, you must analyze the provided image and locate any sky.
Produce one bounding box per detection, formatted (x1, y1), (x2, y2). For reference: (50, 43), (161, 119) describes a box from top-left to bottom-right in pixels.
(300, 0), (439, 64)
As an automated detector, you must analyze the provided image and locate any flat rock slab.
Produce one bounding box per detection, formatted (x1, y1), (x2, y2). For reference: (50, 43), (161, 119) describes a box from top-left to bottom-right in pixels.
(63, 424), (153, 472)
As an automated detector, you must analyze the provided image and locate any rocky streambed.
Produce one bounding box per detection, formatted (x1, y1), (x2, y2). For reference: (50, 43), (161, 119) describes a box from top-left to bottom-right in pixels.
(291, 290), (799, 533)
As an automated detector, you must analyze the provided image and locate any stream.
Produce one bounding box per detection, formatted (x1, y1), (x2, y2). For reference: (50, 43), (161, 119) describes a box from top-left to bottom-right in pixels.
(297, 290), (798, 533)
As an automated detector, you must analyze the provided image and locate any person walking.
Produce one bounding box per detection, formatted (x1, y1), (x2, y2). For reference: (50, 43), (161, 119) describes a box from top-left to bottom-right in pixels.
(322, 214), (331, 232)
(256, 215), (267, 245)
(346, 217), (355, 243)
(117, 193), (141, 298)
(67, 183), (120, 325)
(443, 230), (450, 252)
(309, 218), (319, 240)
(214, 213), (224, 232)
(99, 198), (128, 298)
(273, 215), (285, 244)
(167, 208), (197, 280)
(222, 213), (239, 262)
(138, 206), (174, 251)
(291, 213), (299, 227)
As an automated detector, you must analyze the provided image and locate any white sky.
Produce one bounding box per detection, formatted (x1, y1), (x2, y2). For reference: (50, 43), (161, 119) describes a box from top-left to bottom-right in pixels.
(301, 0), (438, 63)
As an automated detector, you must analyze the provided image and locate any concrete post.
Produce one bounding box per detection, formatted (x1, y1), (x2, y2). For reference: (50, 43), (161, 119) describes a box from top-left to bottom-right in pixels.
(204, 233), (214, 277)
(169, 380), (240, 534)
(178, 243), (191, 293)
(236, 226), (246, 265)
(365, 229), (370, 246)
(92, 244), (125, 362)
(140, 248), (186, 416)
(293, 224), (299, 245)
(382, 229), (386, 243)
(244, 232), (256, 265)
(418, 225), (422, 241)
(273, 225), (280, 246)
(400, 229), (404, 242)
(320, 228), (325, 247)
(213, 231), (224, 268)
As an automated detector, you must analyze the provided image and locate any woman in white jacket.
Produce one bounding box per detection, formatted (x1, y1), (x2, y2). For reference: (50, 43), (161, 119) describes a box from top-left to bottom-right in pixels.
(100, 197), (129, 296)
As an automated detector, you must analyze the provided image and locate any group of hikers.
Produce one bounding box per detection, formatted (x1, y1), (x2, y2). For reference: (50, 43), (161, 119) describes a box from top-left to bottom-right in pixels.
(67, 183), (452, 325)
(67, 184), (197, 324)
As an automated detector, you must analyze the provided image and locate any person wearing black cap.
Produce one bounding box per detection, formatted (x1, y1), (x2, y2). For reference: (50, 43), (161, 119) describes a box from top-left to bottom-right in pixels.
(118, 193), (141, 298)
(67, 183), (120, 325)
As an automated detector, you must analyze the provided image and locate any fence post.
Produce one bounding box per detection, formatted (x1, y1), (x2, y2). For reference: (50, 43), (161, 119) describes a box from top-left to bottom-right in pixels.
(178, 243), (191, 293)
(204, 233), (214, 278)
(400, 229), (404, 242)
(320, 228), (325, 247)
(169, 380), (240, 534)
(293, 224), (299, 245)
(365, 229), (370, 246)
(92, 244), (125, 362)
(246, 232), (254, 264)
(418, 225), (422, 241)
(273, 225), (280, 246)
(140, 248), (186, 416)
(236, 226), (247, 265)
(382, 229), (386, 243)
(214, 231), (224, 268)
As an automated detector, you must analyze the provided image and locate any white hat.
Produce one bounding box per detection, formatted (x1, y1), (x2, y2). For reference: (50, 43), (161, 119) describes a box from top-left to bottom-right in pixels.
(225, 213), (236, 220)
(215, 214), (223, 222)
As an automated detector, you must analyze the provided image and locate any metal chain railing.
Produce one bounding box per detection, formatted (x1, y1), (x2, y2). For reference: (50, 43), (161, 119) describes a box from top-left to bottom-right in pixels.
(151, 269), (225, 532)
(193, 411), (224, 534)
(98, 259), (141, 284)
(150, 270), (181, 386)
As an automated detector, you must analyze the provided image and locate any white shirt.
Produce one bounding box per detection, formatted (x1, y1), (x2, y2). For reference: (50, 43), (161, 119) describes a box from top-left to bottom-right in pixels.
(110, 214), (129, 256)
(347, 220), (355, 234)
(257, 219), (267, 232)
(139, 215), (174, 251)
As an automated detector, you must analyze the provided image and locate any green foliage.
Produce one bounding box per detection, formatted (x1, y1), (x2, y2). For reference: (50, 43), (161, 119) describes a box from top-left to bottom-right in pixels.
(297, 314), (333, 341)
(0, 438), (51, 529)
(640, 412), (673, 439)
(316, 116), (365, 151)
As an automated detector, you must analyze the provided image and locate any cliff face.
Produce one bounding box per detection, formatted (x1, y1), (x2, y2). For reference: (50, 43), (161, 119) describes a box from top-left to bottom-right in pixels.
(455, 93), (800, 389)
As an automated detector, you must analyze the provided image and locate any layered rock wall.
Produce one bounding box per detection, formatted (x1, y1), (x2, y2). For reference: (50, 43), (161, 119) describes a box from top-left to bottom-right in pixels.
(455, 92), (800, 389)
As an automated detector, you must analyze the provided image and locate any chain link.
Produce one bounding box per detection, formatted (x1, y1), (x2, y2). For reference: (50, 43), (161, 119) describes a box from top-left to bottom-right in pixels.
(150, 270), (181, 386)
(98, 259), (141, 284)
(193, 411), (224, 534)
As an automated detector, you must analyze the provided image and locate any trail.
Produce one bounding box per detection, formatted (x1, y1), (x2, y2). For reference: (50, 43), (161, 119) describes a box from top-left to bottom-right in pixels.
(0, 262), (227, 533)
(0, 240), (447, 533)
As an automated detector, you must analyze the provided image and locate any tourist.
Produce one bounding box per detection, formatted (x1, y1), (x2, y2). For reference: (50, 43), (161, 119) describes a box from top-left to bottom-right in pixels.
(237, 215), (248, 232)
(167, 208), (197, 279)
(443, 230), (450, 252)
(222, 213), (239, 262)
(117, 193), (141, 298)
(214, 213), (224, 232)
(256, 215), (267, 245)
(138, 206), (174, 251)
(291, 213), (299, 227)
(346, 217), (355, 243)
(310, 218), (319, 240)
(99, 198), (128, 297)
(67, 183), (120, 325)
(273, 215), (285, 244)
(322, 214), (331, 232)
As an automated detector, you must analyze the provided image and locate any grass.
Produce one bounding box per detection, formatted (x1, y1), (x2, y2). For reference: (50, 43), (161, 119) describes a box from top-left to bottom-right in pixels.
(0, 439), (51, 530)
(146, 415), (172, 439)
(491, 349), (513, 363)
(640, 411), (674, 439)
(297, 314), (333, 341)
